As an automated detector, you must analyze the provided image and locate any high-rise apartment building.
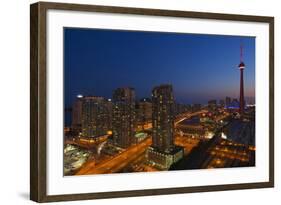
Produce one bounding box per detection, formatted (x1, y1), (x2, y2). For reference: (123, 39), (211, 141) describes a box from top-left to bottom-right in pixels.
(81, 96), (112, 137)
(151, 84), (175, 152)
(112, 87), (136, 148)
(147, 84), (183, 169)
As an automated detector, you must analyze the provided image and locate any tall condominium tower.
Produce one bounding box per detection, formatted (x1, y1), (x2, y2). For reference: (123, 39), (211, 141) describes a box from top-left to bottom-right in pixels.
(151, 84), (175, 152)
(112, 87), (136, 148)
(147, 84), (183, 169)
(81, 96), (112, 137)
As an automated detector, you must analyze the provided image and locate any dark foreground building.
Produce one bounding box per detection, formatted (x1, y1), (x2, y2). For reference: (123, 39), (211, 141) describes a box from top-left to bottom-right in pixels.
(170, 134), (255, 171)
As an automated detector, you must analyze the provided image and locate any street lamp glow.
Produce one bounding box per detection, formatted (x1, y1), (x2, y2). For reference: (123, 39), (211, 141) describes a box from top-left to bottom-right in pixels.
(77, 94), (83, 98)
(221, 132), (227, 139)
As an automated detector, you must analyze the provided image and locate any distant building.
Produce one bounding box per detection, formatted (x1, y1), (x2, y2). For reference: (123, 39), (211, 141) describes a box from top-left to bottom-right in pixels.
(175, 103), (191, 115)
(208, 99), (217, 110)
(232, 98), (240, 108)
(225, 98), (240, 112)
(192, 103), (202, 112)
(225, 96), (232, 108)
(81, 96), (112, 137)
(137, 98), (152, 129)
(112, 87), (136, 148)
(219, 99), (225, 108)
(147, 84), (183, 169)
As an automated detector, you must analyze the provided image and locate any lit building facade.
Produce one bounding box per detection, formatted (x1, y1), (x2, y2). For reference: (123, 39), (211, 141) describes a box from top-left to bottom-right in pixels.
(137, 98), (152, 130)
(72, 95), (83, 130)
(151, 84), (175, 152)
(112, 87), (136, 148)
(81, 96), (112, 137)
(147, 84), (183, 169)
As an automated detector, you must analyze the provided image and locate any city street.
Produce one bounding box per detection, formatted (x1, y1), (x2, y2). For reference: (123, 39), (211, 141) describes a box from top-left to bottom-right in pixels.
(76, 137), (152, 175)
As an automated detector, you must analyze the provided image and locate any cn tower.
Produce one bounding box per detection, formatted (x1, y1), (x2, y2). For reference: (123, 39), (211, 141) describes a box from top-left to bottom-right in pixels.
(238, 43), (245, 114)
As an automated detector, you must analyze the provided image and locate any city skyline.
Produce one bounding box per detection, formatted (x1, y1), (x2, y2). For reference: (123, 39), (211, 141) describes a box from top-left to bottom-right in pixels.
(64, 28), (256, 175)
(64, 28), (255, 108)
(65, 82), (256, 175)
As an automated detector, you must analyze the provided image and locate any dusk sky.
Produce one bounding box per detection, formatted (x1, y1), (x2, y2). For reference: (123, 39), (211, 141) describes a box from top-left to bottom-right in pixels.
(64, 28), (255, 108)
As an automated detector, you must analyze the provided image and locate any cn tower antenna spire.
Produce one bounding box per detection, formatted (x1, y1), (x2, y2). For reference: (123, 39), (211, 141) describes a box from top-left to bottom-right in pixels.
(240, 41), (243, 62)
(238, 40), (245, 115)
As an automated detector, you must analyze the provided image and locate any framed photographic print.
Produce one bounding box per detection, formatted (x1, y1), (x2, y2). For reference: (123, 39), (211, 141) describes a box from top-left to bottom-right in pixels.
(30, 1), (274, 202)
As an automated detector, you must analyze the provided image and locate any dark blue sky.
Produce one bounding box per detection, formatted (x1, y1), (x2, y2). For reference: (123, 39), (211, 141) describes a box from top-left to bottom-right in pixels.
(64, 28), (255, 107)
